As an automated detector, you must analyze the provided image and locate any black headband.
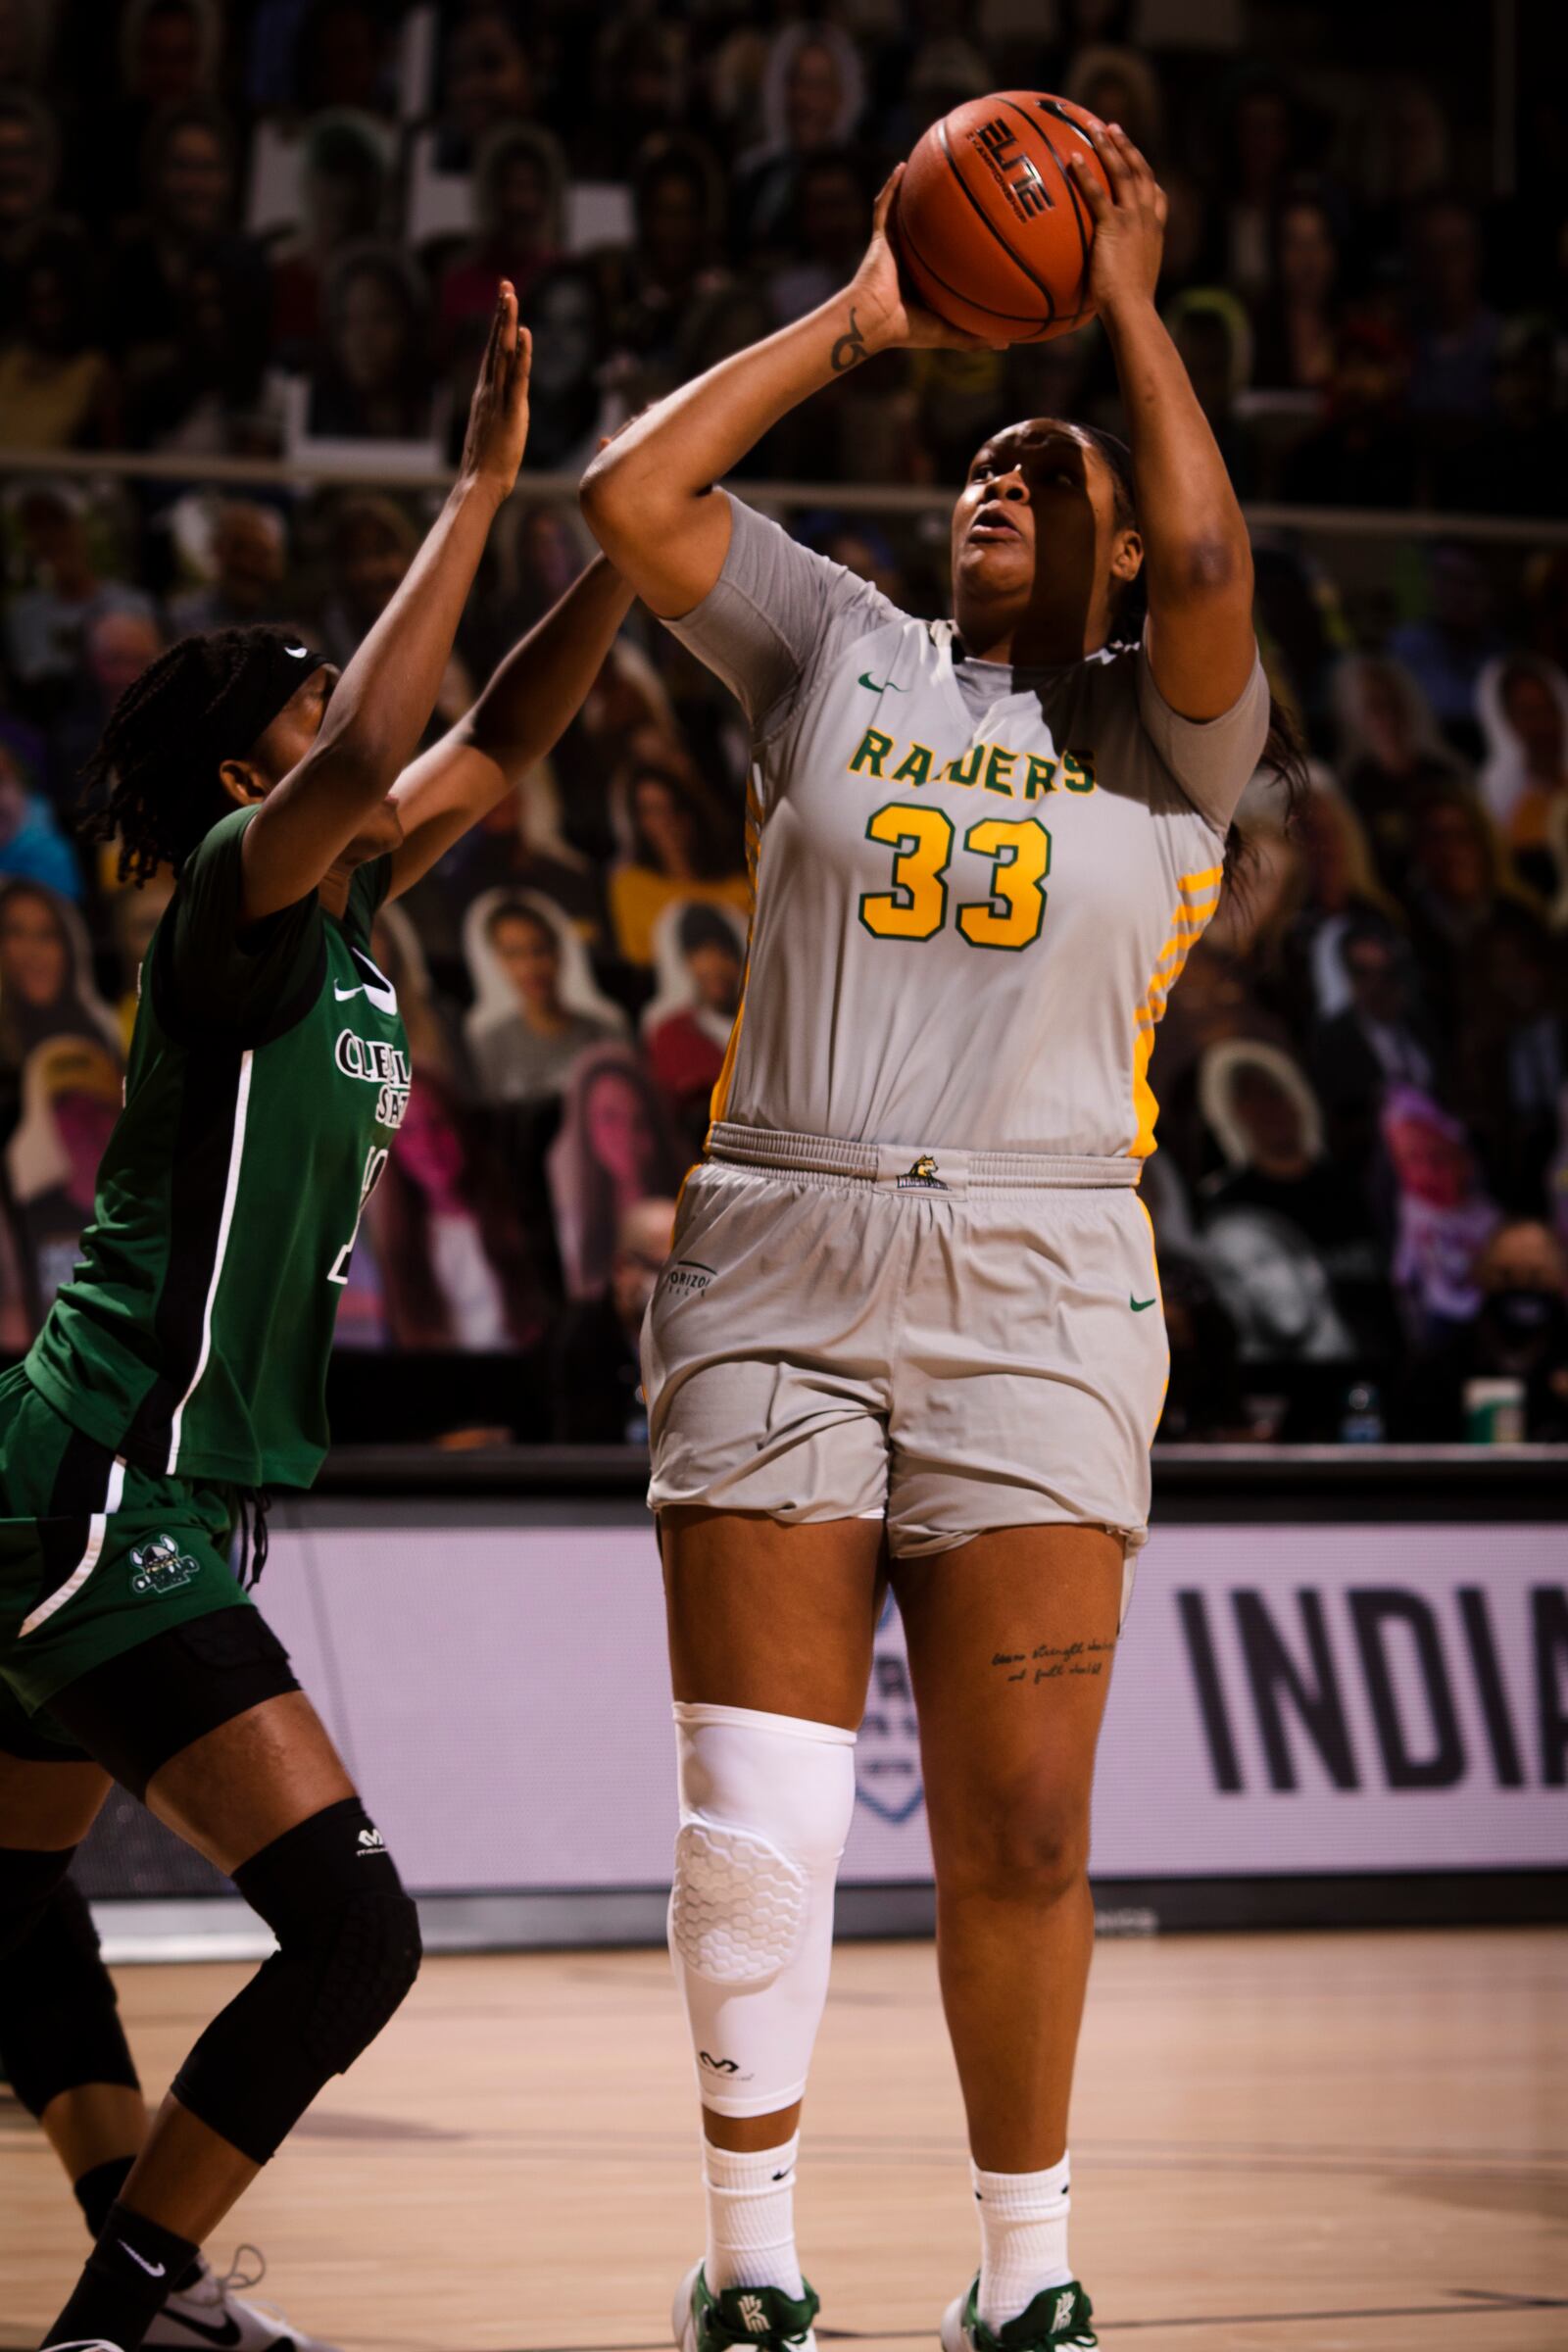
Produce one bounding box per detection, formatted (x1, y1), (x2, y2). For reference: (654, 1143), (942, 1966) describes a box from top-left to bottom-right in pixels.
(188, 625), (322, 771)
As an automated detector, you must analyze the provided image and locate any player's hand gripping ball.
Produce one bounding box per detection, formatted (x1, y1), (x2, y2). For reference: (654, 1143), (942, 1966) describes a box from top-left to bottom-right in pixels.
(890, 91), (1116, 343)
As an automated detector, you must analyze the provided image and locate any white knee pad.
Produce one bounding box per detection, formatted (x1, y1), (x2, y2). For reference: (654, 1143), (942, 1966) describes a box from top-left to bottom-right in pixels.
(669, 1701), (858, 2118)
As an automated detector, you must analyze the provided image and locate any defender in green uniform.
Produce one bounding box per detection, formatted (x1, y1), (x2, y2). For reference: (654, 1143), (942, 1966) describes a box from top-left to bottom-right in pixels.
(2, 809), (404, 1726)
(0, 290), (632, 2352)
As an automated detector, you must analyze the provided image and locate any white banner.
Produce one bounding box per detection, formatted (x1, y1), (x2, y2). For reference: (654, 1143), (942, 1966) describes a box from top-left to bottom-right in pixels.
(255, 1519), (1568, 1891)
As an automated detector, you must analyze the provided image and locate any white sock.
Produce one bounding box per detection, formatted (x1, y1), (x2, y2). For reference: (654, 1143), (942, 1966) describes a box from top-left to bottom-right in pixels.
(703, 2133), (806, 2298)
(972, 2154), (1072, 2328)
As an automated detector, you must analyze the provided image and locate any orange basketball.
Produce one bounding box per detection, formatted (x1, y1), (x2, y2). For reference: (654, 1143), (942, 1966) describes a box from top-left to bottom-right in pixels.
(890, 91), (1111, 344)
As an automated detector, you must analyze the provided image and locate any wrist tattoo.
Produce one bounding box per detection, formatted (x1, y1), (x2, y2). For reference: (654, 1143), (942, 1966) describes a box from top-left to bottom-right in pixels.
(831, 306), (868, 373)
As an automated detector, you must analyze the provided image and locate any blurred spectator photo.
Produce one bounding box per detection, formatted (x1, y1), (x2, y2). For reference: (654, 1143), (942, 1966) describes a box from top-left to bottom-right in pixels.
(463, 888), (624, 1107)
(0, 0), (1561, 1454)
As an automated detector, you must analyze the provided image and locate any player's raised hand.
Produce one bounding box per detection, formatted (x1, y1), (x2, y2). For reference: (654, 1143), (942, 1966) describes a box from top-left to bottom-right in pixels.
(458, 281), (532, 501)
(1068, 122), (1167, 322)
(845, 165), (1008, 359)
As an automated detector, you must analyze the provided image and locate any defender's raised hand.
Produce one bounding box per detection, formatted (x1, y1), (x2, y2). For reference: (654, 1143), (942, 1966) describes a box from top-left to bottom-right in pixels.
(458, 280), (533, 502)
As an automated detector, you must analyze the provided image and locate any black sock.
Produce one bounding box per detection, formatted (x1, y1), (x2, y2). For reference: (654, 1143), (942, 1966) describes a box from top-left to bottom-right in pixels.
(44, 2197), (201, 2350)
(71, 2159), (203, 2297)
(73, 2152), (136, 2240)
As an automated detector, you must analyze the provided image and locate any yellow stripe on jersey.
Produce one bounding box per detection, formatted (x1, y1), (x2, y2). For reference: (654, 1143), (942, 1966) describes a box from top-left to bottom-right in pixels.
(1130, 863), (1223, 1158)
(707, 777), (765, 1133)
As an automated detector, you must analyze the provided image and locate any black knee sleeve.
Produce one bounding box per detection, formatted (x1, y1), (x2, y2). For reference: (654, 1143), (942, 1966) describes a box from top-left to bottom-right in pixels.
(0, 1874), (137, 2116)
(0, 1841), (75, 1962)
(172, 1797), (420, 2164)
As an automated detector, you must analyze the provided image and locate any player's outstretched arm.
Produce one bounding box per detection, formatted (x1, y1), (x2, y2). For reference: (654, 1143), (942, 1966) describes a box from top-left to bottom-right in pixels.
(382, 551), (635, 902)
(238, 285), (532, 921)
(1069, 124), (1255, 721)
(580, 165), (993, 620)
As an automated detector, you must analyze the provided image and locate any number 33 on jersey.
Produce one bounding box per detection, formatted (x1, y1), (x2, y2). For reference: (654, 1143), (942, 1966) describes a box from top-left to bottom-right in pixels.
(696, 614), (1263, 1160)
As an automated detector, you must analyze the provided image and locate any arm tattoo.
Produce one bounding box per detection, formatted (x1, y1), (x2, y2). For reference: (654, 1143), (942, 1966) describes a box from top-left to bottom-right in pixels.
(830, 306), (868, 373)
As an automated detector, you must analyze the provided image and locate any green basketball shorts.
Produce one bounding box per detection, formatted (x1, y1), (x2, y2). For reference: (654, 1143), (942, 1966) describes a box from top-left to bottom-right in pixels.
(0, 1364), (251, 1746)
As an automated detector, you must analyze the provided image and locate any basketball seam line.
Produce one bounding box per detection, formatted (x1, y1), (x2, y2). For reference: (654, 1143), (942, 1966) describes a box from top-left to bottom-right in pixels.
(897, 206), (1072, 336)
(935, 115), (1058, 321)
(1002, 97), (1094, 281)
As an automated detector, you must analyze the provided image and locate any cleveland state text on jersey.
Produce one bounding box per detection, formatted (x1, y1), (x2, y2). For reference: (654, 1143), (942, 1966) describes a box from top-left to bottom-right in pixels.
(334, 1028), (411, 1131)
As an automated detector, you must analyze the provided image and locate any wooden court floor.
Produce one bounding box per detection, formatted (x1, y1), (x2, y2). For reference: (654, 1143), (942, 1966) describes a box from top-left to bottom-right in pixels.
(4, 1930), (1565, 2352)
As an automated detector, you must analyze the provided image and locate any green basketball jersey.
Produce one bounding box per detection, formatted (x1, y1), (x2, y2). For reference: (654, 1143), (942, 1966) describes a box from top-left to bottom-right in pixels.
(25, 807), (408, 1489)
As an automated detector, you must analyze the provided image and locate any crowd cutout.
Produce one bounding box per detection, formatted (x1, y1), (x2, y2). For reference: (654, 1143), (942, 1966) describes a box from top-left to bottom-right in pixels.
(0, 0), (1565, 1443)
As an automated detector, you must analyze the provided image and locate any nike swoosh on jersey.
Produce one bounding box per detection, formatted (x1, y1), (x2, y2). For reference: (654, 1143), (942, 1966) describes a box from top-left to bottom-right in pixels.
(334, 948), (398, 1015)
(1130, 1295), (1157, 1311)
(858, 671), (906, 692)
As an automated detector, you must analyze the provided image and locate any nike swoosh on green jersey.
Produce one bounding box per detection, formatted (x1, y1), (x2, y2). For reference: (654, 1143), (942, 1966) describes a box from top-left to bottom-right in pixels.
(858, 671), (906, 691)
(1130, 1295), (1157, 1311)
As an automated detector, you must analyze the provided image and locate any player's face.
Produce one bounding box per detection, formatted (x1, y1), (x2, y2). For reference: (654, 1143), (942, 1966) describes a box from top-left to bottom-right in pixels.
(951, 422), (1133, 651)
(257, 664), (402, 867)
(252, 665), (338, 783)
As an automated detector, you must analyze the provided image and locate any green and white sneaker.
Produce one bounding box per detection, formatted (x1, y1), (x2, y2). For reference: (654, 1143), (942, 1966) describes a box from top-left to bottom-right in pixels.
(940, 2278), (1097, 2352)
(673, 2262), (820, 2352)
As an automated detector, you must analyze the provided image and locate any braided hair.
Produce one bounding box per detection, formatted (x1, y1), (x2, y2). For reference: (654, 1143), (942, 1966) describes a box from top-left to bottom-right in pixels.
(77, 626), (315, 886)
(1083, 424), (1308, 889)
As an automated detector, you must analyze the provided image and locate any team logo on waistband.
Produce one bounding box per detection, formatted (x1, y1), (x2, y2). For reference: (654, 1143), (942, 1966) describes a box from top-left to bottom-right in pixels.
(128, 1534), (201, 1598)
(898, 1153), (948, 1192)
(663, 1257), (716, 1298)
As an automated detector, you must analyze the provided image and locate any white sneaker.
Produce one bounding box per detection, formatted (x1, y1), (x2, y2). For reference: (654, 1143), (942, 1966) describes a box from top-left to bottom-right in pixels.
(143, 2246), (341, 2351)
(673, 2260), (819, 2352)
(940, 2278), (1097, 2352)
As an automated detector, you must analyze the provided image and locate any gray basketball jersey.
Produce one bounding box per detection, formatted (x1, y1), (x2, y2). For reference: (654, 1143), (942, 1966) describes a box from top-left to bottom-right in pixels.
(665, 501), (1270, 1161)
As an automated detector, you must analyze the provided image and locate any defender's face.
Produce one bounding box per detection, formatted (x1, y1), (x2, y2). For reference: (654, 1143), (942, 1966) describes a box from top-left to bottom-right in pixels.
(252, 664), (337, 781)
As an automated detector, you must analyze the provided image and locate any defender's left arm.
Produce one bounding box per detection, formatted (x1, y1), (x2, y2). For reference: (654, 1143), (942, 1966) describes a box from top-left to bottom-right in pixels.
(1071, 125), (1255, 720)
(385, 553), (634, 901)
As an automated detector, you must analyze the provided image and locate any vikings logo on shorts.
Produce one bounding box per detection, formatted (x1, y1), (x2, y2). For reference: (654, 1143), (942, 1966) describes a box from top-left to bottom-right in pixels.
(129, 1534), (201, 1598)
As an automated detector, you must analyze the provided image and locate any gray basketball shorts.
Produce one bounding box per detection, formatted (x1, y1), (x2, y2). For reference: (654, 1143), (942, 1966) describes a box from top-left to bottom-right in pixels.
(643, 1125), (1169, 1567)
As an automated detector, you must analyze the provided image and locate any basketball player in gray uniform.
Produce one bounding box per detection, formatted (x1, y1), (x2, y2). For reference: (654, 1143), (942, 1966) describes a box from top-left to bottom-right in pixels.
(584, 125), (1283, 2352)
